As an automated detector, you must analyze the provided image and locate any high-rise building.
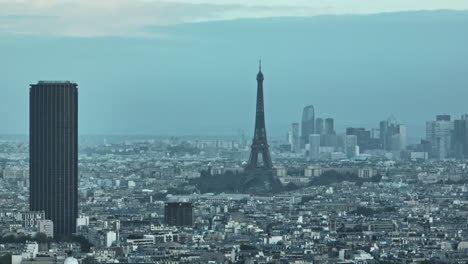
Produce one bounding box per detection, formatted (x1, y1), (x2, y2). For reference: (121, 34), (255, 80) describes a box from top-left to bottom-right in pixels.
(246, 62), (273, 170)
(345, 135), (359, 158)
(380, 119), (394, 150)
(325, 118), (334, 134)
(453, 115), (468, 158)
(315, 118), (326, 135)
(289, 123), (300, 152)
(380, 117), (406, 152)
(426, 115), (453, 159)
(391, 124), (407, 151)
(316, 118), (336, 147)
(301, 105), (315, 144)
(30, 81), (78, 237)
(308, 134), (321, 160)
(436, 115), (451, 121)
(346, 127), (380, 152)
(164, 202), (194, 227)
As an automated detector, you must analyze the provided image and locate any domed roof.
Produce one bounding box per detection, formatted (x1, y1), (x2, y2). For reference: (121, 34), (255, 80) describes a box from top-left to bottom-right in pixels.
(64, 257), (79, 264)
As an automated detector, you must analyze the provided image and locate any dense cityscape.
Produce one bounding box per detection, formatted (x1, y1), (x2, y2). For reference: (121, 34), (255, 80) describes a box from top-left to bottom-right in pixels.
(0, 62), (467, 264)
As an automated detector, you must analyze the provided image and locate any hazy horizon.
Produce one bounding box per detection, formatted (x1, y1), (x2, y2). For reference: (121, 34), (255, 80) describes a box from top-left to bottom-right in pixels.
(2, 10), (468, 140)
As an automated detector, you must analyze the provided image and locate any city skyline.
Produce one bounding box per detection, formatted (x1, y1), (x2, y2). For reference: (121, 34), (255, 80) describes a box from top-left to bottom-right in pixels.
(1, 2), (468, 264)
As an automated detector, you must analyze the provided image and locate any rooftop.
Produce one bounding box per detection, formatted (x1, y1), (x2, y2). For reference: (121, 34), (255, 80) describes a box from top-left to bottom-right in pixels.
(37, 81), (73, 84)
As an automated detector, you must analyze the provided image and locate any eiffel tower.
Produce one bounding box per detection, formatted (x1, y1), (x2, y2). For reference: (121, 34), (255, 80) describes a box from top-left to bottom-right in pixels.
(246, 61), (273, 170)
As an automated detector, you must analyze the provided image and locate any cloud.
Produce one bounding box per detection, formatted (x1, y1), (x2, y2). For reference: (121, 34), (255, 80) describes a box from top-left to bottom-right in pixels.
(0, 0), (321, 37)
(0, 0), (467, 37)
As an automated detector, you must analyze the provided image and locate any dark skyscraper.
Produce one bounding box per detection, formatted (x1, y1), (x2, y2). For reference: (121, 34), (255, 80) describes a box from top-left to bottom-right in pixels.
(436, 115), (451, 122)
(301, 105), (315, 144)
(325, 118), (334, 134)
(164, 202), (195, 227)
(246, 62), (273, 170)
(453, 115), (468, 158)
(30, 81), (78, 236)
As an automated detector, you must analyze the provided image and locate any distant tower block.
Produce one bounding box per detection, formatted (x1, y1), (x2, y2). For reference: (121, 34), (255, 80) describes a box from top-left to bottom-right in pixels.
(301, 105), (315, 144)
(246, 61), (273, 170)
(164, 202), (194, 227)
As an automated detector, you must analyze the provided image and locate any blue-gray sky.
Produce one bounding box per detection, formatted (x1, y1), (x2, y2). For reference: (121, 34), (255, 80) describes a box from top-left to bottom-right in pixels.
(1, 0), (468, 138)
(1, 0), (468, 37)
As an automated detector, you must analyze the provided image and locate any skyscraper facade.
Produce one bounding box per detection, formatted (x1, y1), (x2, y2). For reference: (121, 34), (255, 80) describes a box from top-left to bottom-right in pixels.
(345, 135), (359, 158)
(164, 202), (195, 227)
(346, 127), (380, 152)
(289, 123), (300, 153)
(380, 117), (406, 152)
(246, 62), (273, 170)
(436, 115), (451, 122)
(301, 105), (315, 144)
(308, 134), (321, 160)
(325, 118), (334, 135)
(316, 118), (336, 147)
(426, 115), (454, 159)
(315, 118), (326, 135)
(392, 124), (407, 151)
(453, 115), (468, 158)
(380, 119), (394, 150)
(30, 81), (78, 236)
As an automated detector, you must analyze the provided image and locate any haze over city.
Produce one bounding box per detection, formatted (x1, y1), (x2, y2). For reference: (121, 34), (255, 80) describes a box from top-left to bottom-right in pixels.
(1, 0), (468, 138)
(2, 1), (468, 264)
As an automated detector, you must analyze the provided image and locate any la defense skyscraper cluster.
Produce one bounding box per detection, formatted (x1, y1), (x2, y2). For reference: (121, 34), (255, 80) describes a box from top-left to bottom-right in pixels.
(30, 81), (78, 236)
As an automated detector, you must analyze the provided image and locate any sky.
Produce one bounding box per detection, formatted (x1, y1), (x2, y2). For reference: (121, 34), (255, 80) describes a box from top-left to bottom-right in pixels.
(1, 0), (468, 37)
(1, 1), (468, 139)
